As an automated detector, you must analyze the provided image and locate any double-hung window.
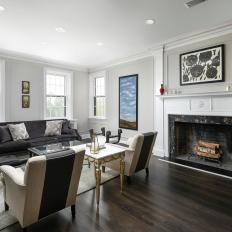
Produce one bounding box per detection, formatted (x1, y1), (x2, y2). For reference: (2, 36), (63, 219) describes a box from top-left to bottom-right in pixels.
(45, 69), (73, 119)
(89, 71), (106, 118)
(94, 77), (106, 117)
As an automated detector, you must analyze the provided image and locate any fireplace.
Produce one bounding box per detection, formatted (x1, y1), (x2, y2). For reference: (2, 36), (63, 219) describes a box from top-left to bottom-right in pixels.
(169, 114), (232, 176)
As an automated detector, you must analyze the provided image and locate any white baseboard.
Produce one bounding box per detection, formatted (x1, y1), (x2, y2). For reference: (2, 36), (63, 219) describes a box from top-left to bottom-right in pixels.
(158, 158), (232, 180)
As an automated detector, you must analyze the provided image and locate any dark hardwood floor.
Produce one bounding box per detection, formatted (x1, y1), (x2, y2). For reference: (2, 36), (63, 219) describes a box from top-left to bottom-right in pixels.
(3, 156), (232, 232)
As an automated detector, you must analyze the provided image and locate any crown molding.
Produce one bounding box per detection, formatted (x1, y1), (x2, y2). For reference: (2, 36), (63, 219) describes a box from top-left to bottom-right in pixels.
(163, 20), (232, 51)
(88, 46), (163, 73)
(0, 49), (88, 72)
(89, 20), (232, 72)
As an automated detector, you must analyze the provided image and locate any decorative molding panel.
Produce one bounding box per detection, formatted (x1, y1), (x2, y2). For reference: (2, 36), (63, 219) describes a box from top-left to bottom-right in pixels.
(190, 97), (211, 112)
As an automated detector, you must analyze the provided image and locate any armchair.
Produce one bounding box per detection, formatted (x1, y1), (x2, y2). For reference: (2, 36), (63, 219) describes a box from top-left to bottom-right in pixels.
(105, 132), (157, 183)
(0, 147), (85, 231)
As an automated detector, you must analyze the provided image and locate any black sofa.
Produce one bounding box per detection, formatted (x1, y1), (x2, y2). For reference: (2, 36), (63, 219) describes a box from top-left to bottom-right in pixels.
(0, 119), (82, 166)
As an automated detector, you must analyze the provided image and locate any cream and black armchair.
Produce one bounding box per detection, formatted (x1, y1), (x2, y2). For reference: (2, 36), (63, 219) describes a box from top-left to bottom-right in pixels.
(0, 146), (85, 231)
(105, 132), (158, 183)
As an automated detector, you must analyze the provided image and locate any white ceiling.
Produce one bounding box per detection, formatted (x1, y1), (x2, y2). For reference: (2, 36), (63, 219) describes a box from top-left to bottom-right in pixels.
(0, 0), (232, 69)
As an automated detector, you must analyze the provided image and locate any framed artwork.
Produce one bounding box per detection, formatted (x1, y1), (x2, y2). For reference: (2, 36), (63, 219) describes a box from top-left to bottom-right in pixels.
(180, 44), (224, 86)
(22, 95), (30, 108)
(119, 74), (138, 130)
(22, 81), (30, 94)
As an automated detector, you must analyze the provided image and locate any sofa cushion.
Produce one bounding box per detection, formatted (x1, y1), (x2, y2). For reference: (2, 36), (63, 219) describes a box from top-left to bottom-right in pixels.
(0, 126), (12, 143)
(58, 134), (78, 142)
(29, 137), (58, 147)
(8, 123), (29, 141)
(0, 140), (30, 154)
(24, 120), (46, 139)
(45, 121), (63, 136)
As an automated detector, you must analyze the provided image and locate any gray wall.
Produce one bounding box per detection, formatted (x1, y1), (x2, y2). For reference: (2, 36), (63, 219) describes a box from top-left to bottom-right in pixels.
(2, 57), (89, 132)
(89, 57), (154, 138)
(164, 33), (232, 93)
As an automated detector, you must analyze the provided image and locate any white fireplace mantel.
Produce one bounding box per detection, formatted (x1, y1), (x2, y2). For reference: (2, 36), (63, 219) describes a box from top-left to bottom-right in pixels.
(155, 91), (232, 99)
(154, 91), (232, 158)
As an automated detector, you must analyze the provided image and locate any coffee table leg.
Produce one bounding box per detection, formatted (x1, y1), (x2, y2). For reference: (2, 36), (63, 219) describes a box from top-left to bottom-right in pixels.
(120, 154), (125, 193)
(95, 161), (101, 207)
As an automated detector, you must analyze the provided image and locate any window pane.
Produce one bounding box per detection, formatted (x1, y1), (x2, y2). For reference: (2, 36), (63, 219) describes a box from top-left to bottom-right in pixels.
(95, 77), (105, 96)
(46, 74), (65, 95)
(94, 96), (105, 117)
(46, 96), (66, 118)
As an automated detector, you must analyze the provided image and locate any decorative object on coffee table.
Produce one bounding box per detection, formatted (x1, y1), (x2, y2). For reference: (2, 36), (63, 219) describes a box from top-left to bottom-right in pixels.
(90, 133), (100, 154)
(22, 81), (30, 94)
(119, 74), (138, 130)
(22, 95), (30, 108)
(180, 44), (224, 85)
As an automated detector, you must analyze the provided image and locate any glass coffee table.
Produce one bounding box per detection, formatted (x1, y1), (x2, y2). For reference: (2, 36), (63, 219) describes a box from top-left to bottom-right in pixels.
(28, 140), (83, 156)
(29, 141), (126, 208)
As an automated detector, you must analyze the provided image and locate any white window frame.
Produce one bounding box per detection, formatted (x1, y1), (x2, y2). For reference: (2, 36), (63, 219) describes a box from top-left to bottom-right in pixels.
(89, 71), (107, 119)
(0, 60), (5, 122)
(44, 68), (73, 120)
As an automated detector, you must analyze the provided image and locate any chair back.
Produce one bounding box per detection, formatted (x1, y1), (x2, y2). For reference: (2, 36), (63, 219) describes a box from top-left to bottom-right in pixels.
(135, 132), (158, 172)
(23, 148), (84, 226)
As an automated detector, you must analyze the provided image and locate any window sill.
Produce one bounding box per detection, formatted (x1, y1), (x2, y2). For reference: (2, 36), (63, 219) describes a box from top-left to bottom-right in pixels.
(88, 117), (107, 121)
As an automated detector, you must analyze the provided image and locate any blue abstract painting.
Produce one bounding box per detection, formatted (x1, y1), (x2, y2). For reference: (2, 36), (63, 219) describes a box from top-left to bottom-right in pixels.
(119, 74), (138, 130)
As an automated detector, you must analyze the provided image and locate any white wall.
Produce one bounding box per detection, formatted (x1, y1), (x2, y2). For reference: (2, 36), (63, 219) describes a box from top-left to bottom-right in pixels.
(154, 32), (232, 157)
(164, 33), (232, 93)
(89, 57), (154, 138)
(1, 56), (89, 131)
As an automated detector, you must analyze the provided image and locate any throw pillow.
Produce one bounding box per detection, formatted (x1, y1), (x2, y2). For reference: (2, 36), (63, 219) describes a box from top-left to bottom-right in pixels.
(44, 120), (63, 136)
(62, 120), (71, 134)
(0, 125), (12, 143)
(8, 123), (29, 141)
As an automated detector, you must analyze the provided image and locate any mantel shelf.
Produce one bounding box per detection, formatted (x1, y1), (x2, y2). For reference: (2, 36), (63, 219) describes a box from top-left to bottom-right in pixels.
(155, 91), (232, 99)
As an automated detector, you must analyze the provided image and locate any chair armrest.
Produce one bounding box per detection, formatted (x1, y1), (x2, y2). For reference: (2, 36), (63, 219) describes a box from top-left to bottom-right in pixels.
(0, 165), (25, 186)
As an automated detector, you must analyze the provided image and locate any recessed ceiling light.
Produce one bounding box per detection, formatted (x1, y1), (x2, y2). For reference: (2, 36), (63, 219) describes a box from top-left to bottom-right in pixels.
(0, 6), (5, 11)
(145, 19), (155, 25)
(55, 27), (66, 33)
(96, 42), (104, 46)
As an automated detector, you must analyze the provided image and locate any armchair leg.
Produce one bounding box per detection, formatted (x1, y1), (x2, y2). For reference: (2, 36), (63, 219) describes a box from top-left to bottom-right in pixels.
(102, 166), (105, 173)
(146, 167), (149, 176)
(71, 205), (76, 218)
(23, 228), (27, 232)
(88, 161), (91, 168)
(4, 202), (9, 211)
(126, 176), (131, 185)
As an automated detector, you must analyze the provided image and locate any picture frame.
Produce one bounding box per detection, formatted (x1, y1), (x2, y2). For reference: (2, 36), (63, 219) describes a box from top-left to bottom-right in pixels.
(180, 44), (225, 86)
(22, 81), (30, 94)
(119, 74), (138, 130)
(22, 95), (30, 108)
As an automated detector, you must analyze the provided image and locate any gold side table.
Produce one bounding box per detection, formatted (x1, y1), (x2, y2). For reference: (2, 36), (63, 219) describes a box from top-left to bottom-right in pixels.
(84, 143), (126, 207)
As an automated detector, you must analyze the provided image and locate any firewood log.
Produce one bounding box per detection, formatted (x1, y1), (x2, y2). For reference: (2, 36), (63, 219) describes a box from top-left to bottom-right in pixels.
(196, 151), (221, 159)
(197, 146), (217, 155)
(198, 140), (220, 149)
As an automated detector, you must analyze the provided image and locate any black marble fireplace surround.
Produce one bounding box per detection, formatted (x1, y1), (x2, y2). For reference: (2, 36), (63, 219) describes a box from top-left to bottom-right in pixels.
(169, 114), (232, 176)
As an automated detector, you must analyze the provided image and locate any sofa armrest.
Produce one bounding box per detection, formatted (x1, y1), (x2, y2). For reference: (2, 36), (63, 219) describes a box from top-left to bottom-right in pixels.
(0, 165), (25, 186)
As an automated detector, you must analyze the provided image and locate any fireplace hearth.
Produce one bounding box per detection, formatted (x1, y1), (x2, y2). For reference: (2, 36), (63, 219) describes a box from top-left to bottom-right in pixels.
(169, 114), (232, 176)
